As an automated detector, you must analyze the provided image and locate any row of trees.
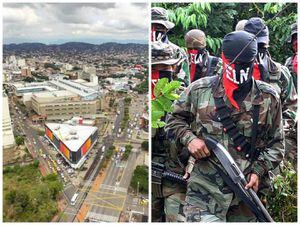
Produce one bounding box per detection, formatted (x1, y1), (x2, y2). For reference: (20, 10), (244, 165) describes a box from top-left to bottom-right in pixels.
(153, 2), (297, 64)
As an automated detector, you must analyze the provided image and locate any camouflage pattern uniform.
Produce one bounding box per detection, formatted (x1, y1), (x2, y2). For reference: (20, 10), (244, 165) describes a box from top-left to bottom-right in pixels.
(265, 60), (297, 168)
(165, 75), (285, 222)
(244, 18), (297, 168)
(285, 56), (297, 91)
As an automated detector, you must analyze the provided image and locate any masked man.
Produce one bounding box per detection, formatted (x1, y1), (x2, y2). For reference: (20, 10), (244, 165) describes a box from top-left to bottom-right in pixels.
(285, 23), (297, 92)
(244, 17), (297, 168)
(165, 31), (284, 222)
(184, 29), (222, 82)
(151, 41), (186, 222)
(151, 7), (190, 86)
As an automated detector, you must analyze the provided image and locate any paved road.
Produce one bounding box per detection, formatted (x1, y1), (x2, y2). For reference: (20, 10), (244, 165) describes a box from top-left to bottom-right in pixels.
(85, 151), (138, 222)
(59, 99), (126, 222)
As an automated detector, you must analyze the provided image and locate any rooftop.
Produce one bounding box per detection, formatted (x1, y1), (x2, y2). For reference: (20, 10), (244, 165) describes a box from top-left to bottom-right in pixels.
(49, 78), (98, 99)
(46, 123), (98, 152)
(32, 90), (78, 103)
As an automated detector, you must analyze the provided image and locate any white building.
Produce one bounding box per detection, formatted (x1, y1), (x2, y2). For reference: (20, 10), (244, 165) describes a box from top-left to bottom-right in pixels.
(45, 123), (98, 169)
(3, 94), (15, 149)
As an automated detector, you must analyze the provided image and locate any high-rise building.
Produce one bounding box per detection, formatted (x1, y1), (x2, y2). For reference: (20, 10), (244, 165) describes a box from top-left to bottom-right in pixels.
(3, 94), (15, 149)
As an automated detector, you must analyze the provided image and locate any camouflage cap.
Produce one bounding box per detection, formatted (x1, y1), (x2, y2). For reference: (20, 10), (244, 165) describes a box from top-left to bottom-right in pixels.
(235, 19), (248, 31)
(185, 29), (206, 49)
(151, 7), (175, 30)
(287, 23), (297, 43)
(152, 41), (182, 65)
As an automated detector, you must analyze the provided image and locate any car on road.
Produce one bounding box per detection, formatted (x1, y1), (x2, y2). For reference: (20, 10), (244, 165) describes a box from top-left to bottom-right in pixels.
(67, 168), (74, 174)
(71, 193), (79, 206)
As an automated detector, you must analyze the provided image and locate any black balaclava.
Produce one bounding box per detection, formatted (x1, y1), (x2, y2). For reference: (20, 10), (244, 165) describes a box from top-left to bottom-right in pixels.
(222, 31), (257, 109)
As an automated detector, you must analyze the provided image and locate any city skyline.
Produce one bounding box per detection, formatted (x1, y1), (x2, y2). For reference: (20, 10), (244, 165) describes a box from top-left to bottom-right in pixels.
(3, 3), (148, 44)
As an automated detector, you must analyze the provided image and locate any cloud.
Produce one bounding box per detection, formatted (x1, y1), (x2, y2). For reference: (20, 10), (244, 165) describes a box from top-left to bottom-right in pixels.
(3, 3), (148, 44)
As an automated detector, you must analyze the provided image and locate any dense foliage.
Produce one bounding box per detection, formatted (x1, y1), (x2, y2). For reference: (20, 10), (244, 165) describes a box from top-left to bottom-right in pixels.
(123, 144), (133, 160)
(153, 2), (297, 64)
(266, 163), (297, 222)
(3, 163), (63, 222)
(130, 165), (148, 194)
(15, 136), (25, 146)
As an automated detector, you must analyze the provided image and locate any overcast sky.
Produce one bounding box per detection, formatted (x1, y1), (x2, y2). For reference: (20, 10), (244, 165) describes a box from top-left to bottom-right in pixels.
(3, 3), (149, 44)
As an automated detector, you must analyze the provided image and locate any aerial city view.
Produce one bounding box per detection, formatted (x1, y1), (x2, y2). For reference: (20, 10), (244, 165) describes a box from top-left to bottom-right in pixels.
(3, 3), (149, 222)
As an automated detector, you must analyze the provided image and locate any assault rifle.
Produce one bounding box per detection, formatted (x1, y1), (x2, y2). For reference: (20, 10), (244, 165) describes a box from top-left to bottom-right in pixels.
(205, 136), (274, 222)
(152, 162), (187, 198)
(152, 162), (187, 185)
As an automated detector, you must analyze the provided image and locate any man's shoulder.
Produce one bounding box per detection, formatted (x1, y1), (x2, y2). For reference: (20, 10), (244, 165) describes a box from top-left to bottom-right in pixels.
(188, 75), (219, 91)
(255, 80), (280, 100)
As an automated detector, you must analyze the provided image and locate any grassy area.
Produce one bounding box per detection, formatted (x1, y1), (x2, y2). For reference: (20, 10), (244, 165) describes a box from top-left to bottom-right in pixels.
(3, 162), (63, 222)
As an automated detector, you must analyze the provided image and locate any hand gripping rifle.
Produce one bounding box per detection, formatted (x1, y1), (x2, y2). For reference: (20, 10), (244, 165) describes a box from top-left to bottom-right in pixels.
(204, 136), (274, 222)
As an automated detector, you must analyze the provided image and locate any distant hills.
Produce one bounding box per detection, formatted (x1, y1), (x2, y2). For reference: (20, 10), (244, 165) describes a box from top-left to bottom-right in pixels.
(3, 42), (148, 54)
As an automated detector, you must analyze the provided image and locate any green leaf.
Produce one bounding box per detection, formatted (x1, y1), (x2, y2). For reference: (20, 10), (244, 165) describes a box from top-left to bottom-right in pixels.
(165, 92), (180, 101)
(156, 96), (173, 112)
(152, 110), (165, 122)
(157, 121), (166, 128)
(151, 100), (164, 112)
(154, 78), (168, 98)
(162, 80), (181, 94)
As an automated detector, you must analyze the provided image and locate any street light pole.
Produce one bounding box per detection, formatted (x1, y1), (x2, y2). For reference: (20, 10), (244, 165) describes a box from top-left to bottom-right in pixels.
(137, 181), (139, 197)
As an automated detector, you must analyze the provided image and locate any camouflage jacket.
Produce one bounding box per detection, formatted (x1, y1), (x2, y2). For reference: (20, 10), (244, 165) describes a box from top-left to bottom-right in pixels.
(165, 76), (284, 219)
(285, 55), (297, 92)
(169, 42), (191, 86)
(265, 59), (297, 126)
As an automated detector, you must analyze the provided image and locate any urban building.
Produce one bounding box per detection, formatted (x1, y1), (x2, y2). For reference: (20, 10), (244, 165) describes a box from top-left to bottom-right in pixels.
(45, 123), (98, 169)
(21, 68), (32, 77)
(3, 94), (15, 149)
(13, 83), (57, 96)
(31, 90), (99, 120)
(49, 78), (99, 100)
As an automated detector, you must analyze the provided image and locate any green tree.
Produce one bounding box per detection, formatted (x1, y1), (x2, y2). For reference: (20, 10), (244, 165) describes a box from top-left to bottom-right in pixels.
(123, 144), (133, 160)
(15, 136), (25, 146)
(153, 2), (297, 63)
(141, 141), (148, 151)
(130, 165), (148, 194)
(33, 159), (39, 168)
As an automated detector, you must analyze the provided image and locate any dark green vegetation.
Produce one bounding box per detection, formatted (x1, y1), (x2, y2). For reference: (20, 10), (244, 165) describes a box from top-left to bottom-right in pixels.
(134, 79), (148, 94)
(3, 162), (63, 222)
(130, 165), (148, 194)
(123, 144), (133, 160)
(106, 145), (115, 160)
(141, 141), (148, 151)
(15, 136), (25, 146)
(44, 63), (60, 70)
(153, 2), (297, 64)
(121, 97), (132, 131)
(266, 163), (297, 222)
